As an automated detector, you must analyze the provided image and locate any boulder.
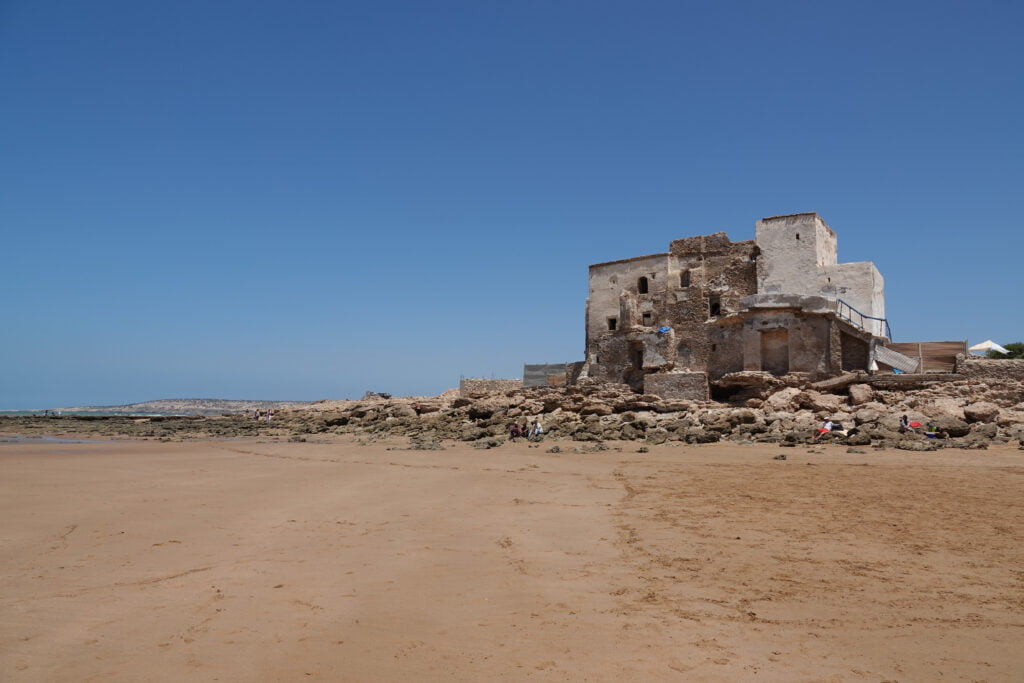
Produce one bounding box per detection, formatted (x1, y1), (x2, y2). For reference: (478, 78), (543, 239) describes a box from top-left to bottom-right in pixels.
(646, 428), (670, 444)
(964, 402), (1000, 423)
(919, 398), (966, 421)
(845, 431), (872, 446)
(802, 390), (847, 413)
(765, 387), (802, 412)
(848, 384), (874, 406)
(896, 439), (939, 452)
(928, 415), (970, 438)
(579, 402), (613, 416)
(971, 422), (998, 439)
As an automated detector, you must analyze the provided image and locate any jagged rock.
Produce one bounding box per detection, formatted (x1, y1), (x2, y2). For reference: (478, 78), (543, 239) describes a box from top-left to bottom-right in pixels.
(620, 423), (642, 440)
(868, 426), (903, 442)
(919, 398), (966, 421)
(929, 415), (970, 438)
(848, 384), (874, 406)
(646, 428), (669, 444)
(964, 402), (1000, 423)
(784, 430), (805, 444)
(653, 400), (694, 414)
(579, 402), (613, 416)
(716, 371), (779, 388)
(971, 422), (998, 439)
(388, 405), (417, 418)
(409, 433), (444, 450)
(460, 427), (489, 441)
(845, 431), (871, 446)
(801, 390), (846, 413)
(686, 430), (720, 444)
(729, 408), (759, 425)
(765, 387), (802, 412)
(896, 439), (938, 451)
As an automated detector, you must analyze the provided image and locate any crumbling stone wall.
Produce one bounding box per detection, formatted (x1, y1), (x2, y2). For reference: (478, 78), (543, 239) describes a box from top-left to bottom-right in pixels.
(459, 379), (522, 398)
(583, 232), (757, 387)
(644, 372), (710, 400)
(579, 213), (886, 393)
(957, 358), (1024, 381)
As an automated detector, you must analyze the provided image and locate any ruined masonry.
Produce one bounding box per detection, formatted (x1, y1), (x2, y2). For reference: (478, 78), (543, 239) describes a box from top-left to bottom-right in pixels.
(579, 213), (893, 399)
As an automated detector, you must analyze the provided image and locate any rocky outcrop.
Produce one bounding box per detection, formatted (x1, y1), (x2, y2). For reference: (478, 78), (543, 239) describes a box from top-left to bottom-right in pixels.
(269, 370), (1023, 451)
(35, 369), (1017, 449)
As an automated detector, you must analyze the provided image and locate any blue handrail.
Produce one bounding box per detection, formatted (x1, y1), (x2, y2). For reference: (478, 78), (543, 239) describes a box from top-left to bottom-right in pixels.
(836, 299), (892, 340)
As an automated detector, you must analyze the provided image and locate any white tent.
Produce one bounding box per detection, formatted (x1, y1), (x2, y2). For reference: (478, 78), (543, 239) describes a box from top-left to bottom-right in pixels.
(968, 340), (1009, 355)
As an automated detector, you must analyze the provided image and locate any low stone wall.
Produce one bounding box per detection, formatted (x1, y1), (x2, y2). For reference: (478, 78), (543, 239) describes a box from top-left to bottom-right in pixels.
(644, 372), (710, 401)
(459, 378), (522, 398)
(958, 358), (1024, 382)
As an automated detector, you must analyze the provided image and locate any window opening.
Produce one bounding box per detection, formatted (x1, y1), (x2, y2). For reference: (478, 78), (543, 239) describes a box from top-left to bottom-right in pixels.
(796, 233), (800, 240)
(642, 312), (652, 326)
(709, 295), (721, 317)
(679, 270), (691, 287)
(607, 317), (617, 331)
(637, 276), (649, 294)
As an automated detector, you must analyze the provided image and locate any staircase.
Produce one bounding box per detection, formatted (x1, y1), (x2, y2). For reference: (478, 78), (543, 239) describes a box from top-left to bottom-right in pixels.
(875, 345), (920, 374)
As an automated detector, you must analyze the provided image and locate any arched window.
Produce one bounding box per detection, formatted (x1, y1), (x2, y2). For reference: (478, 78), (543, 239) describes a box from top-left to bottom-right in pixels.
(637, 276), (649, 294)
(679, 270), (690, 287)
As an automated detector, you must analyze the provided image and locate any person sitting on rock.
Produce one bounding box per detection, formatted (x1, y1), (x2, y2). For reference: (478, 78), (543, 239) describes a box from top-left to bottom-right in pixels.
(814, 419), (834, 442)
(899, 414), (913, 434)
(509, 423), (521, 442)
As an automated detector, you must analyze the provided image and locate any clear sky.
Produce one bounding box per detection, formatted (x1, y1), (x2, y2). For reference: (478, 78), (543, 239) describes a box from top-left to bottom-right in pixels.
(2, 1), (1021, 408)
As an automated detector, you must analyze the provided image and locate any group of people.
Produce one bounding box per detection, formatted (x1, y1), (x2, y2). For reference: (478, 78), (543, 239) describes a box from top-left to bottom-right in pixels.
(509, 419), (544, 442)
(814, 413), (947, 442)
(252, 409), (274, 421)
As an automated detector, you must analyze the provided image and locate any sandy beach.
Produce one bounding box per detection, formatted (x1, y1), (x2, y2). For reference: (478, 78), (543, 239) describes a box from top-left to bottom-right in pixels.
(1, 437), (1021, 681)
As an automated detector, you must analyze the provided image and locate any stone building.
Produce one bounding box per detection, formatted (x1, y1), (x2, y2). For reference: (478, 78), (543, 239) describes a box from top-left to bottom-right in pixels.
(579, 213), (889, 399)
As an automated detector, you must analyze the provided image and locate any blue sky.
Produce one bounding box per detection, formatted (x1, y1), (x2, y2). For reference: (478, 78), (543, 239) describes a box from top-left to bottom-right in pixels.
(2, 1), (1021, 408)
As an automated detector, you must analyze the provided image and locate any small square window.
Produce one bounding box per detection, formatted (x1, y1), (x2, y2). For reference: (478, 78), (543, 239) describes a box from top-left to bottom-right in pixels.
(642, 312), (653, 326)
(607, 317), (617, 331)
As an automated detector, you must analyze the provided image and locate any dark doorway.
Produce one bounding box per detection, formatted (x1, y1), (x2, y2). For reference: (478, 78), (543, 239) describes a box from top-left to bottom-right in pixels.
(624, 340), (647, 392)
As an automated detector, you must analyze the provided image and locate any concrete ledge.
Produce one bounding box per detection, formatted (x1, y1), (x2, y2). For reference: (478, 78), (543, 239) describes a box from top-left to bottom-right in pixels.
(740, 293), (834, 313)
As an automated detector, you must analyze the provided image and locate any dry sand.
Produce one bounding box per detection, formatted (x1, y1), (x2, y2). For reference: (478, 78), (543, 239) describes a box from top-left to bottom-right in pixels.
(1, 437), (1021, 681)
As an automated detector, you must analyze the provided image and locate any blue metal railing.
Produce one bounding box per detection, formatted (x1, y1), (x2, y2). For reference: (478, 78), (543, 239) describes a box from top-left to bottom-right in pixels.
(836, 299), (892, 340)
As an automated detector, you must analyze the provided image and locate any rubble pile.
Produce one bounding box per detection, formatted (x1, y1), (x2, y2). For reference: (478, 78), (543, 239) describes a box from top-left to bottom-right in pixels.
(281, 368), (1024, 451)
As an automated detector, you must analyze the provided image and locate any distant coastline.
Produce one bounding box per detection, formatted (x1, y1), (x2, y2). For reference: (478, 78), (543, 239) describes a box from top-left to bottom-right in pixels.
(3, 398), (318, 417)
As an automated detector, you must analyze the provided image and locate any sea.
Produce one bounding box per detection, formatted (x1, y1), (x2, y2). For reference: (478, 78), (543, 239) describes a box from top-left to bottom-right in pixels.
(0, 410), (188, 417)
